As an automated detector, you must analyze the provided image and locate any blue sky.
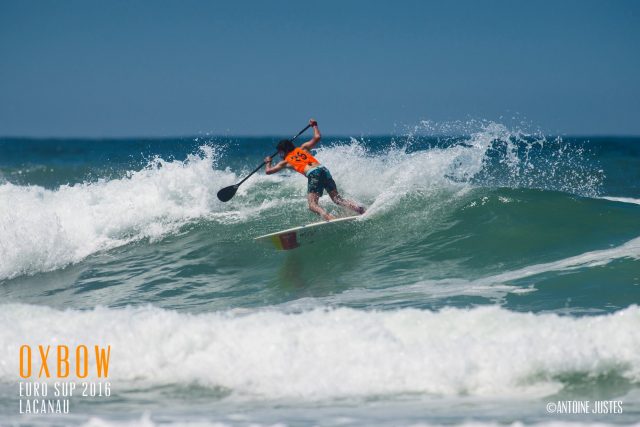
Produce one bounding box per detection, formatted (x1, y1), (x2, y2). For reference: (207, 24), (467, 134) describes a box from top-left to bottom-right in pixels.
(1, 0), (639, 137)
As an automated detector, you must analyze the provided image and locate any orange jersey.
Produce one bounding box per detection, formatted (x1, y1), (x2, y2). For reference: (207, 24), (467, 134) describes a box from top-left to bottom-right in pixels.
(284, 147), (320, 174)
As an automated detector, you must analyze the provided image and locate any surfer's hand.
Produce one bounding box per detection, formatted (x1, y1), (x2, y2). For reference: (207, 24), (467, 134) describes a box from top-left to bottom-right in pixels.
(264, 157), (272, 164)
(309, 119), (318, 127)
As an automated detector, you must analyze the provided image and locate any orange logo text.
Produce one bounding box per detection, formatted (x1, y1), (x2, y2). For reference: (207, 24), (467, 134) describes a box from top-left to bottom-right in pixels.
(19, 345), (111, 379)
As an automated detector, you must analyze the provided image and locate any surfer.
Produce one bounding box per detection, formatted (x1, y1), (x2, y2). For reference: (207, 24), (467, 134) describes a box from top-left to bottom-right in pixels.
(264, 119), (366, 221)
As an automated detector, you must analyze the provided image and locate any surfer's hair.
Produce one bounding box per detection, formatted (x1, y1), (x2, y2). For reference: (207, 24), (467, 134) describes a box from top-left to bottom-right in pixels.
(276, 139), (295, 155)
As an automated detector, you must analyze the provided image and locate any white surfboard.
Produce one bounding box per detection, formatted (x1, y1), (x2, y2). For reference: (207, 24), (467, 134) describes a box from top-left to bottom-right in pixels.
(254, 216), (360, 250)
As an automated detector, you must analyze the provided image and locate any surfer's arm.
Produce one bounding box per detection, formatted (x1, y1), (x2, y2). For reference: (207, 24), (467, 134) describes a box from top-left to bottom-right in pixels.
(300, 119), (321, 150)
(265, 158), (289, 174)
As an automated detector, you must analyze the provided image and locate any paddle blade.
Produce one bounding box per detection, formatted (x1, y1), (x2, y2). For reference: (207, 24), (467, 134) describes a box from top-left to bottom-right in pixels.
(217, 184), (238, 202)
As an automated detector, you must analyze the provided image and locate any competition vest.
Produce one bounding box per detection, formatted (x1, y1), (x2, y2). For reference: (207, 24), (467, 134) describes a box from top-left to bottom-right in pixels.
(284, 147), (320, 175)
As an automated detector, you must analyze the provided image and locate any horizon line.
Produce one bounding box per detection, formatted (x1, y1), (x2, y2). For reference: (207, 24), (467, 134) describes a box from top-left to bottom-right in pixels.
(2, 133), (640, 140)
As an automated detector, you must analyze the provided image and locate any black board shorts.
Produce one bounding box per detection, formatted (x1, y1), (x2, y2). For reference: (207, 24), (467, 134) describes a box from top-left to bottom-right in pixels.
(306, 166), (337, 196)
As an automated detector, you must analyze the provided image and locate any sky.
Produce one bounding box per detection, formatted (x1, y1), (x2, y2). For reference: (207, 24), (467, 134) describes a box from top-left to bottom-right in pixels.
(0, 0), (639, 137)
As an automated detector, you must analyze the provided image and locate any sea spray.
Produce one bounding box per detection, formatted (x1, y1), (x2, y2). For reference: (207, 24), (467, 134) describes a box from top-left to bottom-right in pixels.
(2, 304), (639, 400)
(0, 123), (611, 281)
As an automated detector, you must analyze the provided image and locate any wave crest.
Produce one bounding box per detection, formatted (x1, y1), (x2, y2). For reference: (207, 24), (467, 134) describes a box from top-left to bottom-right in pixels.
(2, 304), (639, 400)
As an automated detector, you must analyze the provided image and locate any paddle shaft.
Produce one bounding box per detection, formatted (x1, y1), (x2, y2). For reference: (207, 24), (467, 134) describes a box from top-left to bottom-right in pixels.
(236, 124), (312, 186)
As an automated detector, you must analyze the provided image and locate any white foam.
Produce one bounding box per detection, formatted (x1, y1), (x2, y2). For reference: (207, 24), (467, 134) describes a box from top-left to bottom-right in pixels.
(0, 124), (605, 280)
(409, 423), (640, 427)
(0, 137), (480, 280)
(2, 304), (639, 400)
(313, 136), (486, 216)
(0, 147), (243, 280)
(81, 414), (249, 427)
(600, 196), (640, 206)
(78, 415), (640, 427)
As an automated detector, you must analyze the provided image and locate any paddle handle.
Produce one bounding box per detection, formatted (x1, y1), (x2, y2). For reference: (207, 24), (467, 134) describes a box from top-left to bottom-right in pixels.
(290, 123), (313, 144)
(236, 124), (312, 186)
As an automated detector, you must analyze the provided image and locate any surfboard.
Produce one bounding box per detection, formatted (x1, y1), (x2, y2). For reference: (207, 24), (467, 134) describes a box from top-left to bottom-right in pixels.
(254, 216), (360, 250)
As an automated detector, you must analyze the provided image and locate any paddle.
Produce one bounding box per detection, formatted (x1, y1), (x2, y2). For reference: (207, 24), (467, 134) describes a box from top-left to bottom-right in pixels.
(216, 124), (312, 202)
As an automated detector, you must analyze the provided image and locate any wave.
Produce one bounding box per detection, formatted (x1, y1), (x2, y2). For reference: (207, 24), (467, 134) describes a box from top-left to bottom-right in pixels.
(2, 304), (639, 400)
(0, 147), (234, 280)
(481, 235), (640, 280)
(274, 233), (640, 312)
(0, 123), (606, 281)
(600, 196), (640, 206)
(78, 415), (640, 427)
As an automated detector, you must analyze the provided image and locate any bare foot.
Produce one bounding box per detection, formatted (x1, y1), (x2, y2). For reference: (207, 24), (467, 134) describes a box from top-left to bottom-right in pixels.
(322, 213), (336, 221)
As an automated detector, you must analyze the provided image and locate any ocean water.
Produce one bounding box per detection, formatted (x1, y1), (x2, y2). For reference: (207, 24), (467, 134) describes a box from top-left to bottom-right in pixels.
(1, 122), (639, 426)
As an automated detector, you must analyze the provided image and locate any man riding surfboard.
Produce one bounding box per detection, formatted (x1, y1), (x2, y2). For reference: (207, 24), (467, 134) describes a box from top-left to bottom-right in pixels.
(264, 119), (366, 221)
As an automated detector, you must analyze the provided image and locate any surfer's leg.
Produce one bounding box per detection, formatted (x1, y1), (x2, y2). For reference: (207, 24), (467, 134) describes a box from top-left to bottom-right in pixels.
(322, 168), (365, 215)
(307, 192), (335, 221)
(329, 190), (366, 215)
(307, 170), (335, 221)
